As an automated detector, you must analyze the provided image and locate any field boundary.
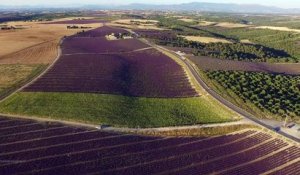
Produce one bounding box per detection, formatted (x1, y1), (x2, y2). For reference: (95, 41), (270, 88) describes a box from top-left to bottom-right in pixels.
(0, 38), (64, 103)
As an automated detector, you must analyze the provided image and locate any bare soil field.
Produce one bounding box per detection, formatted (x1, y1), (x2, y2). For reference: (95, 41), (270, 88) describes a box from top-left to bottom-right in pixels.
(189, 56), (300, 75)
(0, 40), (58, 64)
(108, 19), (164, 30)
(198, 21), (217, 26)
(254, 26), (300, 33)
(214, 22), (252, 28)
(178, 18), (196, 23)
(183, 36), (232, 43)
(0, 21), (101, 64)
(45, 19), (107, 24)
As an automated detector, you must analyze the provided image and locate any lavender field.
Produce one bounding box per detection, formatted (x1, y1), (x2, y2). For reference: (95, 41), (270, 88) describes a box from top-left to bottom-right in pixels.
(0, 116), (298, 175)
(23, 26), (198, 98)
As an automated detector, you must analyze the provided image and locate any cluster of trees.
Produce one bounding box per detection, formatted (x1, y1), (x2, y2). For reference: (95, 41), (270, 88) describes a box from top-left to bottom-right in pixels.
(203, 27), (300, 62)
(207, 71), (300, 118)
(151, 16), (296, 62)
(158, 37), (289, 62)
(154, 17), (214, 37)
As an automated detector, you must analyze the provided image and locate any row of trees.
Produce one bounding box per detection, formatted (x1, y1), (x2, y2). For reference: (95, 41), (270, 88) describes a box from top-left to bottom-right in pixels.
(157, 37), (290, 62)
(202, 27), (300, 62)
(207, 71), (300, 118)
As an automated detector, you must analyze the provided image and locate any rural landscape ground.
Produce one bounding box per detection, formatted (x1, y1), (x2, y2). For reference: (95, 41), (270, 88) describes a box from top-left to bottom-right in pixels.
(0, 3), (299, 175)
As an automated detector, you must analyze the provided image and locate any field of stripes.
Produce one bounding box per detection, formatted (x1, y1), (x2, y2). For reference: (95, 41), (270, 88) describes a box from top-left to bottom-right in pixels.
(0, 116), (299, 175)
(22, 26), (198, 98)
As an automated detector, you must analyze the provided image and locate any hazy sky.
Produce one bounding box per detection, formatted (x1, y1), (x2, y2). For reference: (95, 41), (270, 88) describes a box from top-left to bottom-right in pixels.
(2, 0), (300, 8)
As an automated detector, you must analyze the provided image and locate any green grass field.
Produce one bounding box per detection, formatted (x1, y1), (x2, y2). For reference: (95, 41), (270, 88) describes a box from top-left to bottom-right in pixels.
(0, 92), (237, 128)
(0, 64), (46, 100)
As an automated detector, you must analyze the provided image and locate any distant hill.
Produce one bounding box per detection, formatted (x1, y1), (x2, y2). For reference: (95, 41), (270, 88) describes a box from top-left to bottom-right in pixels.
(1, 2), (300, 14)
(116, 2), (300, 14)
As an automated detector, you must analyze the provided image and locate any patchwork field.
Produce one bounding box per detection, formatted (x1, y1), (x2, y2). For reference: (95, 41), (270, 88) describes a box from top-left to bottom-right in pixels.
(0, 20), (102, 100)
(45, 19), (108, 24)
(109, 19), (164, 30)
(0, 26), (237, 127)
(190, 56), (300, 75)
(0, 116), (298, 175)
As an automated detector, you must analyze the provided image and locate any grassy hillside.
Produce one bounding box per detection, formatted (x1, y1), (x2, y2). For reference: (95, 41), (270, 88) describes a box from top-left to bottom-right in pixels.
(0, 92), (236, 128)
(0, 64), (46, 99)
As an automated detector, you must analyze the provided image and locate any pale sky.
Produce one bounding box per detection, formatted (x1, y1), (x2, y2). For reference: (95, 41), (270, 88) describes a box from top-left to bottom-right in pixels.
(1, 0), (300, 9)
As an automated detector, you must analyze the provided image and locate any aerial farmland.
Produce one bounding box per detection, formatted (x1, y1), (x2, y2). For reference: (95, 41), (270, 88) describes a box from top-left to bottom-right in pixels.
(0, 1), (299, 175)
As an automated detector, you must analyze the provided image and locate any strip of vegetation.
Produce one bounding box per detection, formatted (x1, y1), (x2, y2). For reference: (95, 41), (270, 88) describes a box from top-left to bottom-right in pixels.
(0, 92), (235, 128)
(206, 71), (300, 122)
(157, 37), (289, 62)
(129, 124), (259, 137)
(201, 27), (300, 62)
(0, 64), (47, 100)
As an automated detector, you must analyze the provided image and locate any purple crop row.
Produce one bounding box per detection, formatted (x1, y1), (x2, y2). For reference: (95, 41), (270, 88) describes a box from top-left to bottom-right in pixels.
(0, 115), (298, 175)
(220, 146), (300, 175)
(103, 132), (272, 175)
(134, 29), (177, 40)
(175, 139), (289, 175)
(61, 37), (148, 54)
(74, 26), (129, 37)
(23, 49), (198, 97)
(22, 25), (198, 97)
(272, 161), (300, 175)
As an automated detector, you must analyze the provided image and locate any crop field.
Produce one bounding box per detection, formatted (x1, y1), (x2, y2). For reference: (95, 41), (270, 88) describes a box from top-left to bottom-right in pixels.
(0, 25), (239, 127)
(134, 29), (176, 40)
(74, 25), (129, 37)
(189, 56), (300, 75)
(0, 65), (45, 99)
(21, 25), (197, 97)
(0, 21), (101, 101)
(23, 48), (197, 97)
(0, 116), (298, 175)
(183, 36), (232, 44)
(62, 37), (149, 54)
(0, 21), (100, 62)
(108, 19), (164, 30)
(45, 19), (107, 24)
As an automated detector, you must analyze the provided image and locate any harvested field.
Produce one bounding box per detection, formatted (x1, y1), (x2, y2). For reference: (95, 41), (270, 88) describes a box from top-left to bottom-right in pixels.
(0, 116), (298, 175)
(183, 36), (232, 44)
(109, 19), (163, 30)
(0, 21), (100, 64)
(178, 18), (196, 23)
(0, 40), (58, 64)
(215, 22), (251, 28)
(198, 21), (217, 26)
(45, 19), (107, 24)
(254, 26), (300, 33)
(111, 19), (159, 25)
(23, 48), (198, 98)
(189, 56), (300, 75)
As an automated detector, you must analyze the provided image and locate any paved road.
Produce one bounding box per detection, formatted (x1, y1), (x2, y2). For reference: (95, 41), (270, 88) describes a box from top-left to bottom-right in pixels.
(146, 40), (300, 143)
